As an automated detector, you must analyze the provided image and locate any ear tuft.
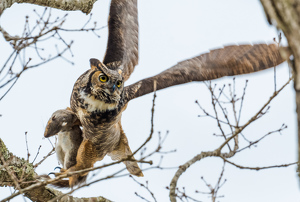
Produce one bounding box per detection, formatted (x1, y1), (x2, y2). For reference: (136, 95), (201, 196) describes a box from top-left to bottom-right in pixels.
(90, 58), (105, 70)
(90, 58), (99, 69)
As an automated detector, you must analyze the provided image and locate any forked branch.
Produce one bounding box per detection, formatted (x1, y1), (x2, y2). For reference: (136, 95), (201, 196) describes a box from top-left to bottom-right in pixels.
(169, 77), (294, 202)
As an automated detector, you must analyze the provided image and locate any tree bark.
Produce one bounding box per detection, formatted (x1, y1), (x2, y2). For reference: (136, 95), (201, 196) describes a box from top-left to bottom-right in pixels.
(0, 138), (110, 202)
(260, 0), (300, 180)
(0, 0), (98, 16)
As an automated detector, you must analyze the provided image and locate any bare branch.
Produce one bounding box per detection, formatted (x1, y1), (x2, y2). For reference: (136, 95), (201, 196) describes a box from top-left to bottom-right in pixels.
(221, 157), (297, 170)
(169, 77), (293, 202)
(130, 176), (157, 202)
(217, 77), (292, 154)
(0, 0), (98, 16)
(0, 8), (105, 100)
(195, 163), (226, 202)
(237, 124), (287, 153)
(132, 87), (157, 156)
(0, 138), (110, 202)
(33, 147), (55, 168)
(24, 132), (30, 162)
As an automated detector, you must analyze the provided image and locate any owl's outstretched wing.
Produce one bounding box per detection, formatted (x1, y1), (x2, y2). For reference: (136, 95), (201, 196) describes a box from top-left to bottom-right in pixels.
(124, 43), (288, 102)
(103, 0), (138, 81)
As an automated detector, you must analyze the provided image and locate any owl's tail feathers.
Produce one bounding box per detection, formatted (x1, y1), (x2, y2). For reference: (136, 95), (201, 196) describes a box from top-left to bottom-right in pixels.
(125, 161), (144, 177)
(37, 174), (87, 188)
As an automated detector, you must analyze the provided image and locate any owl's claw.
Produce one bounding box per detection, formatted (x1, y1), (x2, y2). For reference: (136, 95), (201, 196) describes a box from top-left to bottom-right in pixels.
(48, 172), (56, 176)
(48, 171), (64, 177)
(48, 166), (64, 177)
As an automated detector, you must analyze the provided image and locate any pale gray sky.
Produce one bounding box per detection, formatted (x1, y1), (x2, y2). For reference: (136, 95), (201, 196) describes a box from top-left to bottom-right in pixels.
(0, 0), (299, 201)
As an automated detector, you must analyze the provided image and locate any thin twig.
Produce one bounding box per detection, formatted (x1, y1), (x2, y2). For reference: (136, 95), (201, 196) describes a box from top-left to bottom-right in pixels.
(221, 157), (296, 170)
(236, 124), (287, 153)
(169, 77), (293, 202)
(130, 176), (157, 202)
(132, 81), (157, 156)
(33, 147), (55, 168)
(24, 132), (30, 162)
(31, 145), (42, 165)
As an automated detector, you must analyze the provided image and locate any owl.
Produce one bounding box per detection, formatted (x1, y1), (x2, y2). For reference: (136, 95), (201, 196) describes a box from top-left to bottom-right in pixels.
(45, 0), (289, 188)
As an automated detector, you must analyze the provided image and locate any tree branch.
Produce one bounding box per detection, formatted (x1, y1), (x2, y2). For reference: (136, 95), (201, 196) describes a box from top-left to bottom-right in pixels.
(221, 157), (297, 170)
(0, 138), (110, 202)
(0, 0), (98, 16)
(260, 0), (300, 182)
(169, 77), (292, 202)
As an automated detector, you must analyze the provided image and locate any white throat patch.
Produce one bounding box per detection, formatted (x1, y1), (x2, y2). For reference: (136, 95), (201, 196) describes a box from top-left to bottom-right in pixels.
(80, 91), (117, 112)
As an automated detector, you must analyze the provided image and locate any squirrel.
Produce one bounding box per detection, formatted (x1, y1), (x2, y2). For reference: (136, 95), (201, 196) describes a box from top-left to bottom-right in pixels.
(43, 107), (86, 188)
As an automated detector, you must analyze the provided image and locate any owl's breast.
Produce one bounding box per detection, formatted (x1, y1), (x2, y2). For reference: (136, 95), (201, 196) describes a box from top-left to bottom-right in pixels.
(79, 117), (122, 157)
(73, 88), (124, 157)
(76, 107), (122, 145)
(79, 91), (118, 112)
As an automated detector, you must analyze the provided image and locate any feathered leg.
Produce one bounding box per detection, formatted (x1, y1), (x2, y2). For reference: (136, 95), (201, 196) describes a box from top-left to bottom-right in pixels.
(108, 125), (143, 177)
(54, 139), (99, 188)
(69, 139), (99, 187)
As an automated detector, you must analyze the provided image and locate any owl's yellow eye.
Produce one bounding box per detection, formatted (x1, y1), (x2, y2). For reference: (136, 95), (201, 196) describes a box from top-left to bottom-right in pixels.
(116, 81), (122, 88)
(99, 74), (108, 82)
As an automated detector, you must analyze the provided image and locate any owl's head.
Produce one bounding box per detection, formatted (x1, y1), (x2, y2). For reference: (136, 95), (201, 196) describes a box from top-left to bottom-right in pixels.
(72, 58), (124, 112)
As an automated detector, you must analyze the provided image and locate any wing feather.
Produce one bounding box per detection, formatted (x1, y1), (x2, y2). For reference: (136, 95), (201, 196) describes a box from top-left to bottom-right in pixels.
(124, 43), (288, 102)
(103, 0), (138, 81)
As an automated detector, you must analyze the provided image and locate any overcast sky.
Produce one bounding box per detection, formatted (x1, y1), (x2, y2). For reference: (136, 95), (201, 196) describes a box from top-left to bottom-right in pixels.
(0, 0), (299, 201)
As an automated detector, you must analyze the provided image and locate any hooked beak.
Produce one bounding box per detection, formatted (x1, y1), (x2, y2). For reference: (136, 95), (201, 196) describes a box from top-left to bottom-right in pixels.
(112, 84), (116, 93)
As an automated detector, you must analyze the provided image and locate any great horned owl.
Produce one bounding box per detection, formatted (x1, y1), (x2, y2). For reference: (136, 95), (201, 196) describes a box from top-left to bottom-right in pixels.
(71, 59), (144, 178)
(45, 0), (289, 187)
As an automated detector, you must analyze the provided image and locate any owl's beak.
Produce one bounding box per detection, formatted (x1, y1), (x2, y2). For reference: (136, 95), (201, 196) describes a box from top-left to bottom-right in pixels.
(112, 84), (116, 93)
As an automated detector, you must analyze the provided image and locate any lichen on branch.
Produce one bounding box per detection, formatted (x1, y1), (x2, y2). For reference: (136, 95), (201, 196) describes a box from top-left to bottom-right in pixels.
(0, 138), (110, 202)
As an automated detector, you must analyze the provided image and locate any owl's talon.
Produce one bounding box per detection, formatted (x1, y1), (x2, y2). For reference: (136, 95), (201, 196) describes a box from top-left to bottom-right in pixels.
(48, 172), (56, 176)
(48, 171), (64, 177)
(54, 166), (62, 171)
